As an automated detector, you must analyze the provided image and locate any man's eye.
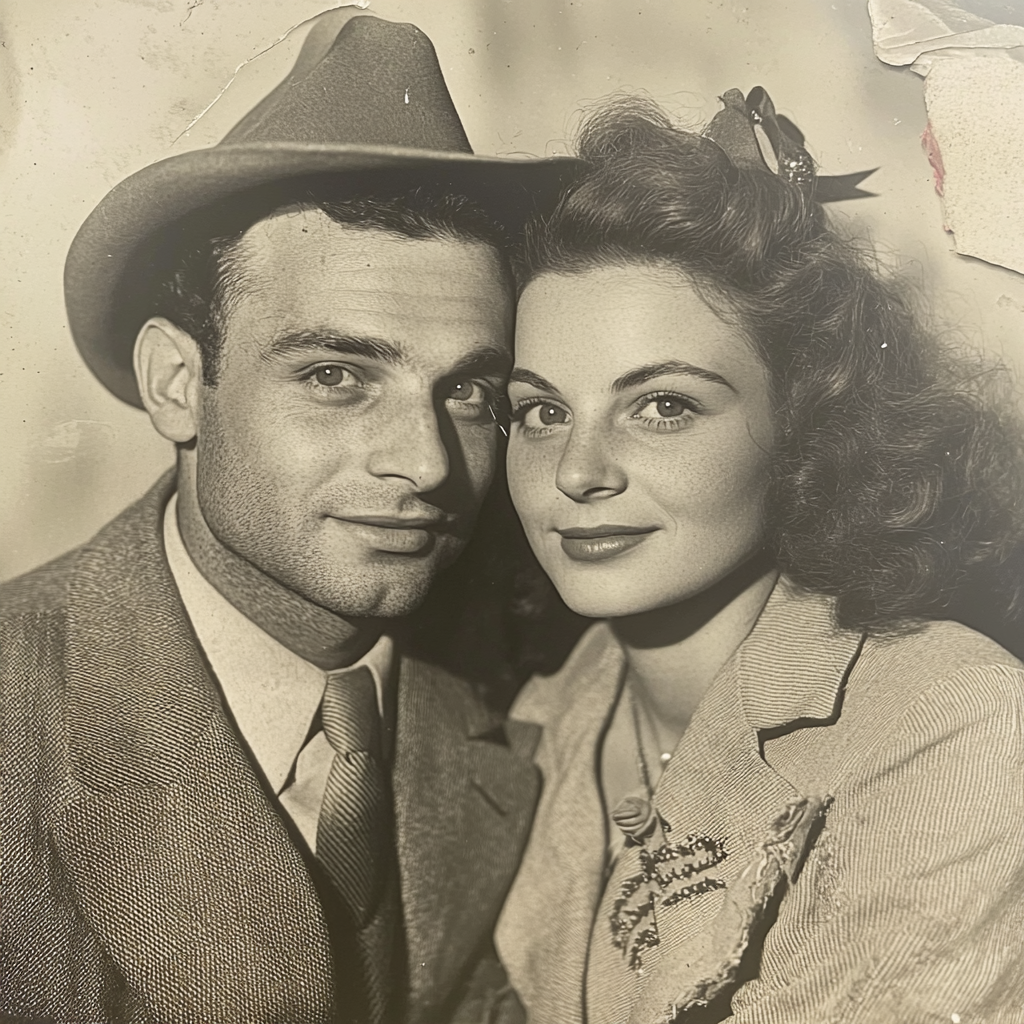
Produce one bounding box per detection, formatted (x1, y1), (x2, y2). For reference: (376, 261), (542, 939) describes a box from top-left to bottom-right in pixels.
(311, 365), (352, 387)
(446, 380), (487, 405)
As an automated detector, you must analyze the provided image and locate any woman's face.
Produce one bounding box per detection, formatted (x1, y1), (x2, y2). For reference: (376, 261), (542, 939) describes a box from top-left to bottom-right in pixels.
(507, 265), (776, 619)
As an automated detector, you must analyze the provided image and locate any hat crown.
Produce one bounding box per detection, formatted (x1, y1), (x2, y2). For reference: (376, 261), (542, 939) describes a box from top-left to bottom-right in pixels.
(223, 16), (472, 154)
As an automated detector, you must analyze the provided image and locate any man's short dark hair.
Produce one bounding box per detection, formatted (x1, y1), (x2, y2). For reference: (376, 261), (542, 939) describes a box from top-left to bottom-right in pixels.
(142, 174), (515, 384)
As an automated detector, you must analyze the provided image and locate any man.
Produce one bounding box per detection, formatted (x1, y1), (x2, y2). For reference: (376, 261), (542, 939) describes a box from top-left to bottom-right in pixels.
(0, 14), (577, 1024)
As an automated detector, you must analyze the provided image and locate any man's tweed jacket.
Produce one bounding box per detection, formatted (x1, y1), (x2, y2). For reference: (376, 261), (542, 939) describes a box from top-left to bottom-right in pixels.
(497, 580), (1024, 1024)
(1, 473), (539, 1024)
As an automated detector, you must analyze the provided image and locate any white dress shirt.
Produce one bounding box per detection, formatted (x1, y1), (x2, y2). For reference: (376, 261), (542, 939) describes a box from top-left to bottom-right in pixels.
(162, 492), (395, 854)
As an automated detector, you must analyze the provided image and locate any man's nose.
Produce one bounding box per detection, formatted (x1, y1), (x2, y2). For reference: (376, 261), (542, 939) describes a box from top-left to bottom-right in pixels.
(554, 422), (626, 503)
(366, 396), (450, 493)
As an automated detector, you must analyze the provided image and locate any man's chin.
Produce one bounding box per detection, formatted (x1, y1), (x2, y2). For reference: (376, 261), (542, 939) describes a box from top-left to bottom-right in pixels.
(307, 563), (442, 620)
(266, 530), (469, 619)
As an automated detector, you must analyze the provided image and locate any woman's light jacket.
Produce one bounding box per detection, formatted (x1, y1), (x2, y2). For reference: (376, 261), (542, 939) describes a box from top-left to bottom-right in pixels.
(497, 580), (1024, 1024)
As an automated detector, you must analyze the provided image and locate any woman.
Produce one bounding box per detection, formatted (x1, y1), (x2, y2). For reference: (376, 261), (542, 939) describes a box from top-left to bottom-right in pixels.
(495, 90), (1024, 1024)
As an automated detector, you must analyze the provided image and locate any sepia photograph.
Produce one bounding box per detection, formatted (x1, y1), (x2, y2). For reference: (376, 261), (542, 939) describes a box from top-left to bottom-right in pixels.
(2, 1), (1023, 1022)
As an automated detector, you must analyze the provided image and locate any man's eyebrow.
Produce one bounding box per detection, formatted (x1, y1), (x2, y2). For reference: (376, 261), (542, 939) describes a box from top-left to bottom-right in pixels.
(264, 330), (404, 366)
(611, 360), (736, 393)
(444, 345), (513, 381)
(508, 368), (563, 396)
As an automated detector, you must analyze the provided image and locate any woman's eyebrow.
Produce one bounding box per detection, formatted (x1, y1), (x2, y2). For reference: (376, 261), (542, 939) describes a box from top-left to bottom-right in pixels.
(509, 367), (563, 396)
(611, 360), (736, 393)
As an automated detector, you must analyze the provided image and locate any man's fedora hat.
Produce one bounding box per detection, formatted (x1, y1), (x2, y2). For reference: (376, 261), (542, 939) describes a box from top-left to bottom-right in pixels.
(65, 14), (581, 407)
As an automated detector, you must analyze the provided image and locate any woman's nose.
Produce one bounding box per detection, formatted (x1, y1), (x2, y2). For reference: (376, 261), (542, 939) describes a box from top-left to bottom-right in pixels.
(554, 424), (626, 502)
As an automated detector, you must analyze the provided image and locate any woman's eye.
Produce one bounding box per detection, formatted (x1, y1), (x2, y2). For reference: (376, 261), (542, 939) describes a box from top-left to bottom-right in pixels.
(311, 365), (353, 387)
(629, 393), (699, 431)
(516, 402), (571, 429)
(636, 396), (690, 418)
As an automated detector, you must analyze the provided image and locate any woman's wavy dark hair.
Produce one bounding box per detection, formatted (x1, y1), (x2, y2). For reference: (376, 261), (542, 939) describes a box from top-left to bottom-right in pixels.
(518, 96), (1024, 634)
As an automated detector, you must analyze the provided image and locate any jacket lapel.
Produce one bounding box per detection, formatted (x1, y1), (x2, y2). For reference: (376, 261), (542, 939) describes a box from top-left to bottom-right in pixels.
(54, 474), (335, 1023)
(618, 581), (863, 1024)
(392, 655), (541, 1024)
(495, 627), (628, 1024)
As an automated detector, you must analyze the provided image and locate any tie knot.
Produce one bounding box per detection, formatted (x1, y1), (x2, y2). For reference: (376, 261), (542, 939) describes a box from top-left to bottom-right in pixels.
(322, 665), (380, 757)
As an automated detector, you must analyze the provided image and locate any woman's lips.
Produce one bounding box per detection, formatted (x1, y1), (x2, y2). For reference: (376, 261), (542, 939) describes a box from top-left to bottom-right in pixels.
(556, 526), (657, 563)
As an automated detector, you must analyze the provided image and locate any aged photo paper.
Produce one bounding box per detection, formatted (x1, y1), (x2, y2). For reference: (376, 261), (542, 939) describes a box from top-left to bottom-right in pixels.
(3, 2), (1023, 1022)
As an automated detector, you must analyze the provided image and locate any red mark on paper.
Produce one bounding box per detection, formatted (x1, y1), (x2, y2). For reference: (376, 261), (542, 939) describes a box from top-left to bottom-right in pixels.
(921, 122), (946, 197)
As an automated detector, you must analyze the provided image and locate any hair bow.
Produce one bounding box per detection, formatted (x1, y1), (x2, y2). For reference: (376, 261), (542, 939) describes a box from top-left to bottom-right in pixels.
(704, 87), (876, 203)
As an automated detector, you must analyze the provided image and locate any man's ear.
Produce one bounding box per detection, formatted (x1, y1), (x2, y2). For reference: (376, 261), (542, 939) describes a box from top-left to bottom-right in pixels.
(134, 317), (204, 443)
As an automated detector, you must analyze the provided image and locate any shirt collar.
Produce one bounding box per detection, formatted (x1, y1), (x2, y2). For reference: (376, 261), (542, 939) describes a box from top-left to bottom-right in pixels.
(163, 492), (395, 794)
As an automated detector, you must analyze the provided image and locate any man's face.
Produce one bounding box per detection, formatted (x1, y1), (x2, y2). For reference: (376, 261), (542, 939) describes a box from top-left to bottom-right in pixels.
(190, 206), (512, 619)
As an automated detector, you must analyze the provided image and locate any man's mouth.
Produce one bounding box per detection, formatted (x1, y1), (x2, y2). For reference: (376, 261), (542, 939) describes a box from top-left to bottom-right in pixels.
(329, 514), (453, 555)
(342, 515), (450, 530)
(555, 525), (657, 563)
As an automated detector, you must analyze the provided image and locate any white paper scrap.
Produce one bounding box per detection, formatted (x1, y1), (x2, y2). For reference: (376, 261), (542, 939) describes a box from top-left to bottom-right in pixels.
(868, 0), (1024, 274)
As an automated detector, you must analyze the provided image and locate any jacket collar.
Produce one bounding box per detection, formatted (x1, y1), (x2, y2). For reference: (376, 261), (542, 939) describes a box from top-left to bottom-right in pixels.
(737, 577), (862, 732)
(55, 472), (537, 1024)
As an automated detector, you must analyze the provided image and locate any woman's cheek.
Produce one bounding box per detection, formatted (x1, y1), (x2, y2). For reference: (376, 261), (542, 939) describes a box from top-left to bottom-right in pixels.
(507, 441), (550, 523)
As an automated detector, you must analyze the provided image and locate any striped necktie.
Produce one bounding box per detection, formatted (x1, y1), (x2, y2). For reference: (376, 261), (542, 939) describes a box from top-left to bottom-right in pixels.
(317, 665), (401, 1023)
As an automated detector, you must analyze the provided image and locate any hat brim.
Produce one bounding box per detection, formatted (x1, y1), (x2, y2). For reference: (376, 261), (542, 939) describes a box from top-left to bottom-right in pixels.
(65, 142), (582, 407)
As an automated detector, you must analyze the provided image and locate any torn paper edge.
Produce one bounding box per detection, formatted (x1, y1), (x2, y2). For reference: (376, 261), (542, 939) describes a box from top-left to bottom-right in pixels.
(173, 1), (370, 144)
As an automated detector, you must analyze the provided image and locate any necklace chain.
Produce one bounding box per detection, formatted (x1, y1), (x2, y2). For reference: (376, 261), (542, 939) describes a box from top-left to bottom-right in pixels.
(629, 688), (653, 796)
(628, 686), (676, 799)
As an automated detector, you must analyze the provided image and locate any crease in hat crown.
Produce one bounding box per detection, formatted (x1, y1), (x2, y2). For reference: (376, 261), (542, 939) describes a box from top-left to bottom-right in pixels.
(65, 14), (581, 408)
(220, 17), (472, 153)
